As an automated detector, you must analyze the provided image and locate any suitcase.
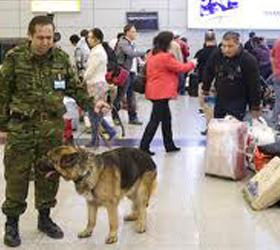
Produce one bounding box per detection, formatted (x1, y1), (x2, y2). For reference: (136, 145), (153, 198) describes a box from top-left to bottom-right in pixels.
(243, 157), (280, 210)
(205, 117), (248, 180)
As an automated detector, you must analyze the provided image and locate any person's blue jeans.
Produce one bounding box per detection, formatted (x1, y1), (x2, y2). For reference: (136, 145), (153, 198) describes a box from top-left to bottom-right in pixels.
(88, 109), (116, 146)
(178, 73), (186, 95)
(112, 72), (138, 121)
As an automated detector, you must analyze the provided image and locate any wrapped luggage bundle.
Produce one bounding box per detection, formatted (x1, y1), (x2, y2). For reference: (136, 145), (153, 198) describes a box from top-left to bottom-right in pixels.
(243, 157), (280, 210)
(247, 117), (275, 146)
(246, 118), (276, 172)
(205, 117), (248, 180)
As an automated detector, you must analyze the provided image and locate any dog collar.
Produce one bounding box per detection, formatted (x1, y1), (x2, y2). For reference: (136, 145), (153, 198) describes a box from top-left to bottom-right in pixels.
(74, 170), (91, 184)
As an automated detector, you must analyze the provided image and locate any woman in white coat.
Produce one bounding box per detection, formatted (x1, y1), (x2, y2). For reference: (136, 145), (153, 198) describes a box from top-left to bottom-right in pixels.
(84, 28), (116, 146)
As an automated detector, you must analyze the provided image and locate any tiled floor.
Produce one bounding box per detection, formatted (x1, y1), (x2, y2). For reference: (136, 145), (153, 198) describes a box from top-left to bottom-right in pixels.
(1, 95), (280, 250)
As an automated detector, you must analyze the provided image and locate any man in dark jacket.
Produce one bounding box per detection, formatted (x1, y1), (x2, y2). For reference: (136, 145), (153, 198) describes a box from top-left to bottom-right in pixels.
(244, 31), (256, 54)
(195, 30), (217, 83)
(202, 31), (261, 121)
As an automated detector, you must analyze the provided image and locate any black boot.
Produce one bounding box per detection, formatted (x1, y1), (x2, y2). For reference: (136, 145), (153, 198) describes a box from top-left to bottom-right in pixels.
(38, 208), (64, 239)
(4, 216), (21, 247)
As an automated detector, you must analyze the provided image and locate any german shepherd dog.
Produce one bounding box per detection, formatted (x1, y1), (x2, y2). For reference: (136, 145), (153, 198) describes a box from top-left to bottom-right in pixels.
(48, 146), (157, 244)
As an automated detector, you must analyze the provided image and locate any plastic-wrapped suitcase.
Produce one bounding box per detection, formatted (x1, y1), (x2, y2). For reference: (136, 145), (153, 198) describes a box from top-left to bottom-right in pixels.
(205, 117), (248, 180)
(243, 157), (280, 210)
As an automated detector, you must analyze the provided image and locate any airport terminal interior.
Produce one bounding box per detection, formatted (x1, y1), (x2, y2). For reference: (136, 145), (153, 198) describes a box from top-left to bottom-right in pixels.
(1, 0), (280, 250)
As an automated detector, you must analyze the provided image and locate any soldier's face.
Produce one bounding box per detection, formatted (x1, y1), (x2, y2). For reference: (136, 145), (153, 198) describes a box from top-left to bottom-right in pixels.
(29, 24), (54, 56)
(221, 39), (239, 58)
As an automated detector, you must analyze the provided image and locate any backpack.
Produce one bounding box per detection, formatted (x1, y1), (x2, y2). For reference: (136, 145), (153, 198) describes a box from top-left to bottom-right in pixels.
(102, 42), (129, 86)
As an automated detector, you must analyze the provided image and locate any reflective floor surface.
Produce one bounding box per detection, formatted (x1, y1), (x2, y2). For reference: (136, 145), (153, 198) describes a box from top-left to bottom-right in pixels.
(1, 95), (280, 250)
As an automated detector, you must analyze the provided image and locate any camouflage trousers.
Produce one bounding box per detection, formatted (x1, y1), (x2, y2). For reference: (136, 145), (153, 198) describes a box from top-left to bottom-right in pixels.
(2, 119), (64, 217)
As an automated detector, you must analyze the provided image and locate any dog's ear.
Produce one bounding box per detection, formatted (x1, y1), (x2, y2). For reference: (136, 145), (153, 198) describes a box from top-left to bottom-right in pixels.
(48, 146), (76, 161)
(60, 152), (80, 169)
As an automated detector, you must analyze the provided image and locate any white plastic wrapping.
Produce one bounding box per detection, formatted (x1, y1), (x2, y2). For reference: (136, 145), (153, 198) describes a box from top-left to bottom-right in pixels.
(205, 117), (248, 180)
(243, 157), (280, 210)
(248, 117), (275, 146)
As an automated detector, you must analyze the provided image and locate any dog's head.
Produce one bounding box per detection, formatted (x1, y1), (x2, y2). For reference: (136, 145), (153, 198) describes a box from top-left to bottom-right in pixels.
(47, 145), (89, 182)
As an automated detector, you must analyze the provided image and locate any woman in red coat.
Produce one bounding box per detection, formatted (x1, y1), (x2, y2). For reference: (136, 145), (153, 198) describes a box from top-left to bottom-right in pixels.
(140, 31), (196, 155)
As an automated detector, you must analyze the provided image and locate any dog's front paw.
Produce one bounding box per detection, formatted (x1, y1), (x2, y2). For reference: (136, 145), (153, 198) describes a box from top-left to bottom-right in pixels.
(136, 223), (146, 234)
(105, 234), (118, 244)
(78, 229), (92, 238)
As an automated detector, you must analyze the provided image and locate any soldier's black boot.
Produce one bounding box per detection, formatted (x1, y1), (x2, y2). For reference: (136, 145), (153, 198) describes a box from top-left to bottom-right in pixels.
(38, 208), (64, 239)
(4, 216), (21, 247)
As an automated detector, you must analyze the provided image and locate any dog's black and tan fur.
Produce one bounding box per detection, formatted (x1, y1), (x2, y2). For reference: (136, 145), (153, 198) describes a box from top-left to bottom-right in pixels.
(48, 146), (157, 244)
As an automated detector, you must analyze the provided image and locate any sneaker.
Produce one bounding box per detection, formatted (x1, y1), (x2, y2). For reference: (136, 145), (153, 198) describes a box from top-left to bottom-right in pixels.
(129, 119), (143, 125)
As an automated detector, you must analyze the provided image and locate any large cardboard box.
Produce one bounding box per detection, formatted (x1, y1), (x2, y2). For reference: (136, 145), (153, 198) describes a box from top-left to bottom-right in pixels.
(243, 157), (280, 210)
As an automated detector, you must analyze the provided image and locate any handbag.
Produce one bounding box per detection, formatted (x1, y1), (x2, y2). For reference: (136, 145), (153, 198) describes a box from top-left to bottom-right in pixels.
(133, 64), (146, 94)
(105, 66), (129, 87)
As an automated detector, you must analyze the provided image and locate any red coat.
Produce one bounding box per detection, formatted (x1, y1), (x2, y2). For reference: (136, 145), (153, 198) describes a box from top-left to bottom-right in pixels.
(272, 39), (280, 77)
(145, 52), (195, 100)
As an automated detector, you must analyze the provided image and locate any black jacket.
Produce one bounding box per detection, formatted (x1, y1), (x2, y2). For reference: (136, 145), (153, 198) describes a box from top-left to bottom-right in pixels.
(194, 45), (217, 82)
(202, 47), (261, 110)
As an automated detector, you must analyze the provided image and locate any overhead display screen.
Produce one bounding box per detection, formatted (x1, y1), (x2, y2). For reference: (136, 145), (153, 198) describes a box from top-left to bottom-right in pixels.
(126, 12), (159, 31)
(188, 0), (280, 29)
(31, 0), (80, 12)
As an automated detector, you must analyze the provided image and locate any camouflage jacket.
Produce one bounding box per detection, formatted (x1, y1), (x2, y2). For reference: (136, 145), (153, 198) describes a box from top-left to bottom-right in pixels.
(0, 43), (92, 132)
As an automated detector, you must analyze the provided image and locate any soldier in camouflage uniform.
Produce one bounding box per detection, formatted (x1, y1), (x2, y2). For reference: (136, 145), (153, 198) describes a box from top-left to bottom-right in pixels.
(0, 16), (91, 247)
